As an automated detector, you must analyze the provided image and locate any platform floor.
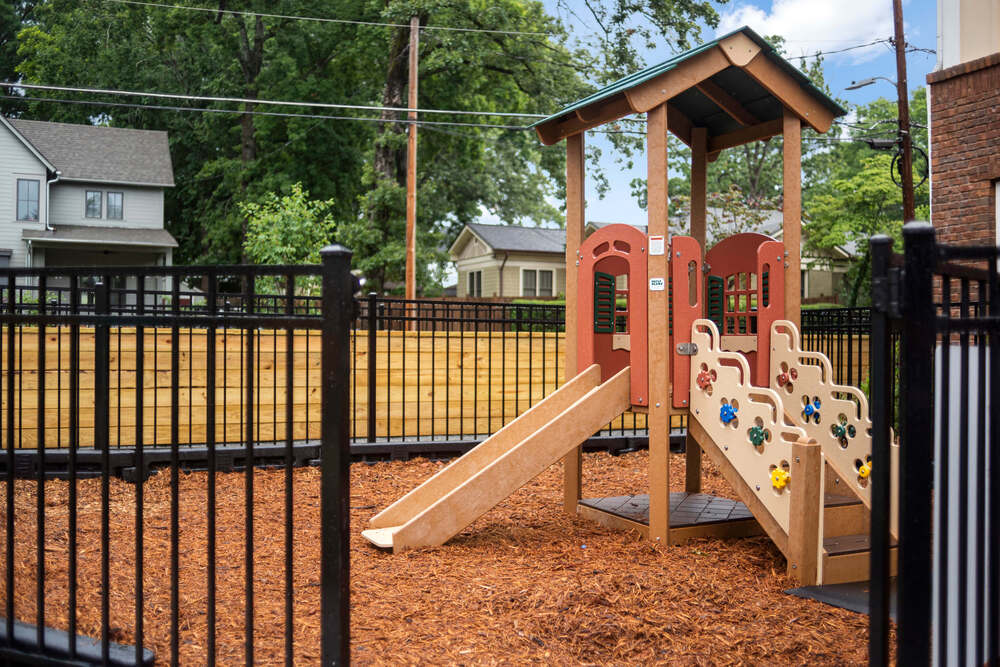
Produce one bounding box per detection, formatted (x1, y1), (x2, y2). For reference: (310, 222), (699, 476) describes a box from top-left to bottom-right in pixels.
(579, 492), (755, 528)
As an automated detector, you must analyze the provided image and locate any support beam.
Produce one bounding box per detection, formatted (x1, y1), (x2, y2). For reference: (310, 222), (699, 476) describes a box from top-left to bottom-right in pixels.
(624, 46), (730, 113)
(685, 126), (708, 494)
(787, 438), (823, 585)
(782, 108), (802, 328)
(696, 80), (759, 126)
(666, 104), (694, 147)
(707, 118), (782, 153)
(743, 53), (836, 133)
(562, 131), (586, 514)
(646, 104), (671, 543)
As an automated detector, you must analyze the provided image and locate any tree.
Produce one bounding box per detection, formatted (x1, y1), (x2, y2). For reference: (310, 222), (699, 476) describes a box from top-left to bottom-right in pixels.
(15, 0), (723, 292)
(240, 182), (337, 266)
(0, 1), (38, 115)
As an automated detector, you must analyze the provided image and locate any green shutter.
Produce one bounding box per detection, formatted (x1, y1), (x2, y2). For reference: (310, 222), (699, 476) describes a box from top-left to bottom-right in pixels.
(668, 276), (673, 336)
(594, 272), (616, 333)
(761, 270), (769, 307)
(707, 275), (724, 330)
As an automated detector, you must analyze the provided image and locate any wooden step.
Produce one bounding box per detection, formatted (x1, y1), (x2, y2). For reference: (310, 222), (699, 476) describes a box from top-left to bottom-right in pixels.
(822, 533), (897, 584)
(823, 493), (869, 539)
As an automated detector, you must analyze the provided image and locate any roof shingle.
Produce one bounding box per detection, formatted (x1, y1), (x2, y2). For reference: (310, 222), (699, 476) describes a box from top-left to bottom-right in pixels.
(466, 223), (565, 253)
(8, 118), (174, 187)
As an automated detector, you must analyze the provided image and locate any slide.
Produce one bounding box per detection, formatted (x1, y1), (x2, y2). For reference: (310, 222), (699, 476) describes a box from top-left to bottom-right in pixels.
(362, 364), (632, 552)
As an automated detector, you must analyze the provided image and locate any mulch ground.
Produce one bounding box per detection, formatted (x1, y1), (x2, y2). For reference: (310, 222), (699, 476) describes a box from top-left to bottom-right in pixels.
(0, 450), (888, 665)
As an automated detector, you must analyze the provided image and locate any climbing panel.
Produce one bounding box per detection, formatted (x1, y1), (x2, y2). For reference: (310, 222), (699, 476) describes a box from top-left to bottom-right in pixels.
(688, 319), (810, 536)
(769, 320), (899, 536)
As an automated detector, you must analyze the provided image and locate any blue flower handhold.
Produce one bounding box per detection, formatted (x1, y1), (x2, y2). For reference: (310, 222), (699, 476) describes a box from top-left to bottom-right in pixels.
(720, 403), (738, 424)
(803, 403), (815, 417)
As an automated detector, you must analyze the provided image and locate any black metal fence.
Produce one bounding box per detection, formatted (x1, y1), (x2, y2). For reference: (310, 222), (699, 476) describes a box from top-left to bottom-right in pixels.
(0, 251), (354, 664)
(869, 224), (998, 665)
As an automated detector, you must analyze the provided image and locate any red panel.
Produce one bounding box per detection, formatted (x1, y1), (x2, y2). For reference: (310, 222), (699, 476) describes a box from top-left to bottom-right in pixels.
(577, 224), (648, 407)
(705, 232), (780, 387)
(754, 240), (785, 386)
(669, 236), (702, 408)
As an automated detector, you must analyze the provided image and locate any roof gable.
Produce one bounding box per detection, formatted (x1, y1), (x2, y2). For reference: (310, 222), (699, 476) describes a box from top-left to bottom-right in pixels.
(6, 118), (174, 187)
(0, 116), (56, 171)
(532, 26), (846, 147)
(461, 223), (565, 254)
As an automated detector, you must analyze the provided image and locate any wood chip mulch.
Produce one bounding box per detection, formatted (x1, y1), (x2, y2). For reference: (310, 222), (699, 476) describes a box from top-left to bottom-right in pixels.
(0, 450), (890, 665)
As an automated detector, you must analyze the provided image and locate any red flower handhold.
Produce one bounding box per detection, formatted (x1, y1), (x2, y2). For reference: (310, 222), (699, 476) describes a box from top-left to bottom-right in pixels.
(696, 371), (712, 390)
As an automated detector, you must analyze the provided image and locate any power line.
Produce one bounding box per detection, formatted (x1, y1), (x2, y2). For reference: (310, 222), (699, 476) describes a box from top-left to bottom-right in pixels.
(103, 0), (551, 36)
(0, 93), (533, 130)
(785, 38), (892, 61)
(3, 81), (549, 119)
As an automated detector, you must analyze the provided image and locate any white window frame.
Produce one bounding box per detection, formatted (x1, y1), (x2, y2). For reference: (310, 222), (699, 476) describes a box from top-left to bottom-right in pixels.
(520, 268), (555, 298)
(107, 191), (124, 220)
(85, 190), (103, 219)
(466, 270), (482, 297)
(16, 178), (40, 222)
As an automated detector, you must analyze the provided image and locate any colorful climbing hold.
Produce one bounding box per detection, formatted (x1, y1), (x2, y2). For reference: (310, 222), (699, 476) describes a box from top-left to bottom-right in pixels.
(697, 370), (712, 390)
(776, 372), (789, 386)
(720, 403), (738, 424)
(858, 460), (871, 479)
(770, 468), (790, 490)
(832, 423), (846, 439)
(803, 403), (815, 417)
(748, 425), (766, 447)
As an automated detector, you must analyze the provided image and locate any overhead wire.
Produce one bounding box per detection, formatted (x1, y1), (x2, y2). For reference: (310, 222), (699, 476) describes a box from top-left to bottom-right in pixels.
(102, 0), (552, 36)
(4, 82), (550, 118)
(784, 38), (892, 60)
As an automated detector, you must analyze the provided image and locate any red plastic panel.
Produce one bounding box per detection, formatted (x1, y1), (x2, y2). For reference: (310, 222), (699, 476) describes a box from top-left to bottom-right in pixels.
(754, 240), (785, 387)
(577, 224), (648, 407)
(705, 232), (778, 386)
(669, 236), (702, 408)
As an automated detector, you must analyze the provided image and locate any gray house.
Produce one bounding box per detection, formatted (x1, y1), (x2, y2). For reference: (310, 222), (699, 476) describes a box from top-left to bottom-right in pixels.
(0, 116), (177, 271)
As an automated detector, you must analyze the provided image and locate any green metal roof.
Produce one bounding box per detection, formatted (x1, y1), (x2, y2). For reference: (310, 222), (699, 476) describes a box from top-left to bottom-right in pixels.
(531, 26), (847, 130)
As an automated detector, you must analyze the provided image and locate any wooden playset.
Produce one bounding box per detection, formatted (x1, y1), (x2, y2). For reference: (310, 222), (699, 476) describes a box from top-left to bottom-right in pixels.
(362, 26), (898, 586)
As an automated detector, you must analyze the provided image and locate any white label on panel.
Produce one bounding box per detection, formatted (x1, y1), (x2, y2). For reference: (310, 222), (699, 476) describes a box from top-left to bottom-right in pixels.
(649, 277), (665, 291)
(649, 235), (665, 255)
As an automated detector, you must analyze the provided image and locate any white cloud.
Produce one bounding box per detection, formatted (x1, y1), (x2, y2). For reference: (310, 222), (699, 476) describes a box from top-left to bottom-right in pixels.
(717, 0), (894, 64)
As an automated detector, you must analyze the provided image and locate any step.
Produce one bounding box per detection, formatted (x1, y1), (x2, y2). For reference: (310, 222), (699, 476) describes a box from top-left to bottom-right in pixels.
(823, 493), (869, 538)
(822, 533), (898, 584)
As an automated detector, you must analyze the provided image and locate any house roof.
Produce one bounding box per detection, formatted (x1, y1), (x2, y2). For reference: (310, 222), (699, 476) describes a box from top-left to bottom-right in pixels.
(6, 118), (174, 187)
(23, 225), (178, 248)
(532, 26), (847, 147)
(458, 223), (566, 254)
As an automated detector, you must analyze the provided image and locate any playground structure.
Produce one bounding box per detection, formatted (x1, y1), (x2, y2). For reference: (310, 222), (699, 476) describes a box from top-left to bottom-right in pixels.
(362, 27), (897, 586)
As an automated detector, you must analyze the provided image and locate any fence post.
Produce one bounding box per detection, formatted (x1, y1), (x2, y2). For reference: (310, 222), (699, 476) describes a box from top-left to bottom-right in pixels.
(367, 292), (377, 443)
(898, 222), (937, 664)
(320, 244), (353, 666)
(94, 280), (110, 451)
(868, 234), (894, 666)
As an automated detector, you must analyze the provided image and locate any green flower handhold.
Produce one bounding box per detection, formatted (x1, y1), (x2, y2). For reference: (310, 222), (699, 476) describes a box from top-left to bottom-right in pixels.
(832, 423), (847, 439)
(749, 425), (766, 446)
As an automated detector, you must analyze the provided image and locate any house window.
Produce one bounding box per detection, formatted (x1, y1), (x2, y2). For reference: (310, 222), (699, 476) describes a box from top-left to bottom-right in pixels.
(522, 269), (554, 297)
(16, 179), (39, 221)
(0, 250), (11, 268)
(467, 270), (482, 297)
(85, 191), (102, 218)
(107, 192), (123, 220)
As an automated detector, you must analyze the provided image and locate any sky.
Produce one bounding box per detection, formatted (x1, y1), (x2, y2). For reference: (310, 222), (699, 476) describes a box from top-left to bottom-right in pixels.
(478, 0), (938, 230)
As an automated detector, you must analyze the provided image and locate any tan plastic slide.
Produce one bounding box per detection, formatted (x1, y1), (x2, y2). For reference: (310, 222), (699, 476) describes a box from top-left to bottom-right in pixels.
(362, 364), (631, 552)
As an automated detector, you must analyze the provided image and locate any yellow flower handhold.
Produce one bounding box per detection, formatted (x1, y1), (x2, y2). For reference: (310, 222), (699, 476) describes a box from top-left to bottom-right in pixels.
(858, 461), (872, 479)
(770, 468), (790, 490)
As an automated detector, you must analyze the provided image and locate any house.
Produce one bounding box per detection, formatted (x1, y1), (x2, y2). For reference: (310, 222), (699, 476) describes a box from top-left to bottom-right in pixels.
(0, 117), (177, 272)
(452, 217), (853, 302)
(928, 0), (1000, 245)
(449, 223), (567, 298)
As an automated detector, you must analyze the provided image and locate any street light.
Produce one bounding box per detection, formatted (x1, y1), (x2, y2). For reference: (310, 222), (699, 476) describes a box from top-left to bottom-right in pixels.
(845, 76), (897, 91)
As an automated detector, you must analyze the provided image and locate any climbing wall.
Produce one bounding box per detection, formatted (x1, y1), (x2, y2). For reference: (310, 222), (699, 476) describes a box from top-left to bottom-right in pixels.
(689, 319), (809, 534)
(769, 320), (898, 535)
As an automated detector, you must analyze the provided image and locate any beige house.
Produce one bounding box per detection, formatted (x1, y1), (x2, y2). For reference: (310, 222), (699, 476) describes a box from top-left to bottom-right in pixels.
(450, 223), (567, 299)
(451, 218), (853, 301)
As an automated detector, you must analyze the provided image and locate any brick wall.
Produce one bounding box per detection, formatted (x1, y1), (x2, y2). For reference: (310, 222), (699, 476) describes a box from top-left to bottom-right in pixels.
(928, 52), (1000, 245)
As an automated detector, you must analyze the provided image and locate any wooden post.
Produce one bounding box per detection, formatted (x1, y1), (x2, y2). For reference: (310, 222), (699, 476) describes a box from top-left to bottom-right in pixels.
(405, 15), (419, 304)
(782, 108), (801, 328)
(685, 126), (708, 494)
(562, 131), (586, 514)
(788, 438), (823, 585)
(646, 104), (670, 543)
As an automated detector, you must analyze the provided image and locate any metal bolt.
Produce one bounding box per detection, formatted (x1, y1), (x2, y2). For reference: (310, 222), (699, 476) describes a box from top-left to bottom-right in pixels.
(755, 484), (761, 491)
(695, 409), (700, 415)
(655, 402), (661, 408)
(682, 399), (688, 405)
(724, 445), (728, 451)
(791, 563), (797, 569)
(676, 251), (681, 257)
(795, 456), (800, 463)
(835, 478), (840, 485)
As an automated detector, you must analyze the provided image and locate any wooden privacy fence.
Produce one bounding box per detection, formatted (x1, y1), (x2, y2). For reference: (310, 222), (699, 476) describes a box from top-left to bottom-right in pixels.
(6, 322), (869, 449)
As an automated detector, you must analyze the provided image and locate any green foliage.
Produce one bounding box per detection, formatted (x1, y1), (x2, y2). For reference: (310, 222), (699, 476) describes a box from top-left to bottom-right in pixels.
(670, 184), (779, 247)
(240, 183), (337, 266)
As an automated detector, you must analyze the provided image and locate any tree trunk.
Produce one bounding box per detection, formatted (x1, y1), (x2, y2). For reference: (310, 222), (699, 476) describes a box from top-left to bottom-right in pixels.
(235, 13), (266, 262)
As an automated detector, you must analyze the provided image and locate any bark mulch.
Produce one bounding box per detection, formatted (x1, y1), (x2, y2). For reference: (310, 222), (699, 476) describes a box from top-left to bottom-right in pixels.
(0, 450), (885, 665)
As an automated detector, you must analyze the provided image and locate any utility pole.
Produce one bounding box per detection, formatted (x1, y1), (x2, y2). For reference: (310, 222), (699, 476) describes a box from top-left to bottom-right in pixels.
(892, 0), (915, 221)
(405, 15), (419, 302)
